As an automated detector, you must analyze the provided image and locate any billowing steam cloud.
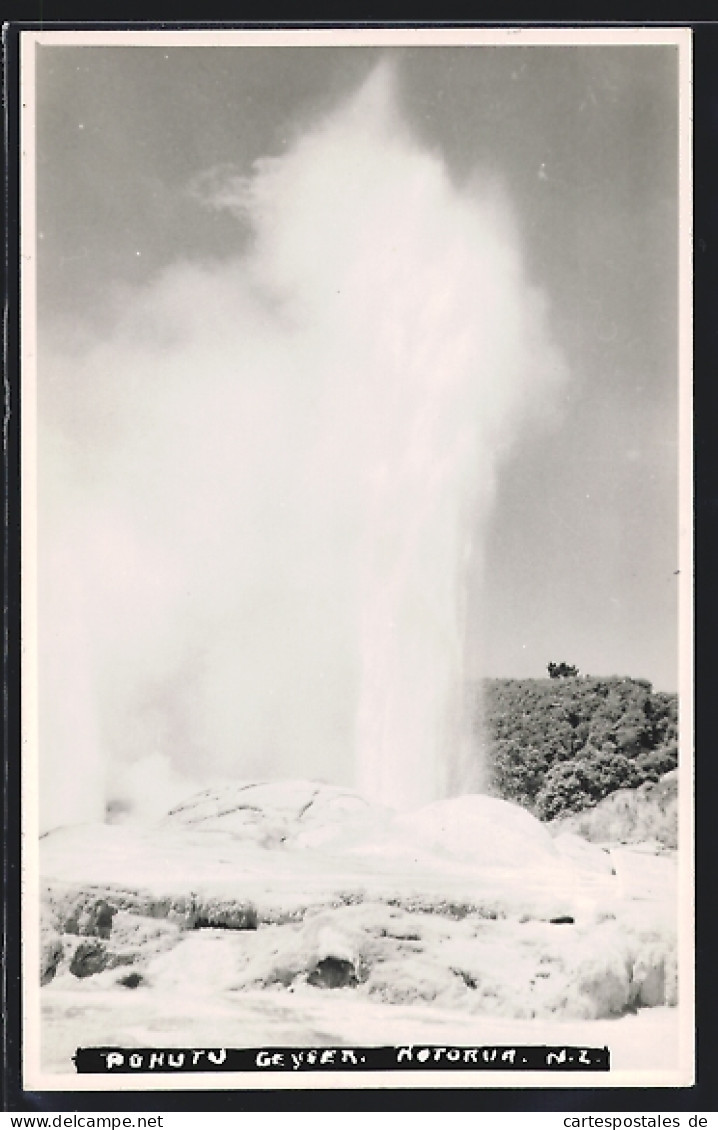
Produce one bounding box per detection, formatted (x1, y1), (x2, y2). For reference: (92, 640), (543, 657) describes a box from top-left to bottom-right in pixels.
(37, 64), (566, 831)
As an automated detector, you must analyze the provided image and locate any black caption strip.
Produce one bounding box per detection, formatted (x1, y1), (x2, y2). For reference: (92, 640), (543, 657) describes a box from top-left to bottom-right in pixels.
(74, 1045), (610, 1073)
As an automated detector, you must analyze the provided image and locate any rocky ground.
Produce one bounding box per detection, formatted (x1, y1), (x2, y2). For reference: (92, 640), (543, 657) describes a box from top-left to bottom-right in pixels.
(550, 770), (678, 849)
(35, 779), (685, 1085)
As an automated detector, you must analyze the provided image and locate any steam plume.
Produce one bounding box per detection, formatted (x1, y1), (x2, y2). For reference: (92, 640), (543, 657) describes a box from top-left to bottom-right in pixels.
(37, 64), (566, 829)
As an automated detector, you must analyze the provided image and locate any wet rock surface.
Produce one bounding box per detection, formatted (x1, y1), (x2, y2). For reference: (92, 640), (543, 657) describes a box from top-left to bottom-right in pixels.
(40, 778), (680, 1062)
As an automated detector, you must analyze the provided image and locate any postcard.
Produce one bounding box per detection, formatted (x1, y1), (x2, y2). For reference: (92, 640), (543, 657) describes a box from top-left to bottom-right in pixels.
(18, 25), (693, 1094)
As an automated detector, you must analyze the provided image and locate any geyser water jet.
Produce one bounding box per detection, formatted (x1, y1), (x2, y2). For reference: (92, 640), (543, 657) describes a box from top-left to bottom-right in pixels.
(37, 63), (566, 829)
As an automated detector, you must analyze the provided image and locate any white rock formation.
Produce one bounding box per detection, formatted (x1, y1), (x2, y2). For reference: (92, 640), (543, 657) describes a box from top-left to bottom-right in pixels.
(39, 779), (679, 1073)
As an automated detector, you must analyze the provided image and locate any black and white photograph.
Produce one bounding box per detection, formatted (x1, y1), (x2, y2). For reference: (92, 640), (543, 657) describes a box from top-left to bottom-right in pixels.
(21, 26), (693, 1092)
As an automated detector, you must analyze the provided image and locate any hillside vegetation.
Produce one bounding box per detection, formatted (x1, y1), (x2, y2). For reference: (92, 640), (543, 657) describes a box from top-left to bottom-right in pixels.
(478, 676), (678, 822)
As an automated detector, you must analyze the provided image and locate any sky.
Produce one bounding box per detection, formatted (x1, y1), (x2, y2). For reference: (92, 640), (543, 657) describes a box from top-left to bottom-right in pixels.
(31, 35), (685, 824)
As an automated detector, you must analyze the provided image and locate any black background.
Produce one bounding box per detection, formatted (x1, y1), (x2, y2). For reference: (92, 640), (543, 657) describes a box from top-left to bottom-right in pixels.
(3, 12), (716, 1115)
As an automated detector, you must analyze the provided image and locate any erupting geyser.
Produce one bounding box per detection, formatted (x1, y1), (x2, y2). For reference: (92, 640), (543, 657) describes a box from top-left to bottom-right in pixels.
(38, 64), (566, 829)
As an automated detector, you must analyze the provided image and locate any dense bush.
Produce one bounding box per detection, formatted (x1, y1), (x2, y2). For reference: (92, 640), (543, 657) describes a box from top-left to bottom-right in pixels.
(475, 676), (678, 821)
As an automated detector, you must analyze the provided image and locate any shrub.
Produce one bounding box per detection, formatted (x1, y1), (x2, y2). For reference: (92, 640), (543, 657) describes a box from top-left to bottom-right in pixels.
(534, 748), (643, 821)
(481, 676), (678, 820)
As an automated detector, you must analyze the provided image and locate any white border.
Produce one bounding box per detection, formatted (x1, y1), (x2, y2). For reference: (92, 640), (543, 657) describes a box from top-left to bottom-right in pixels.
(29, 27), (690, 48)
